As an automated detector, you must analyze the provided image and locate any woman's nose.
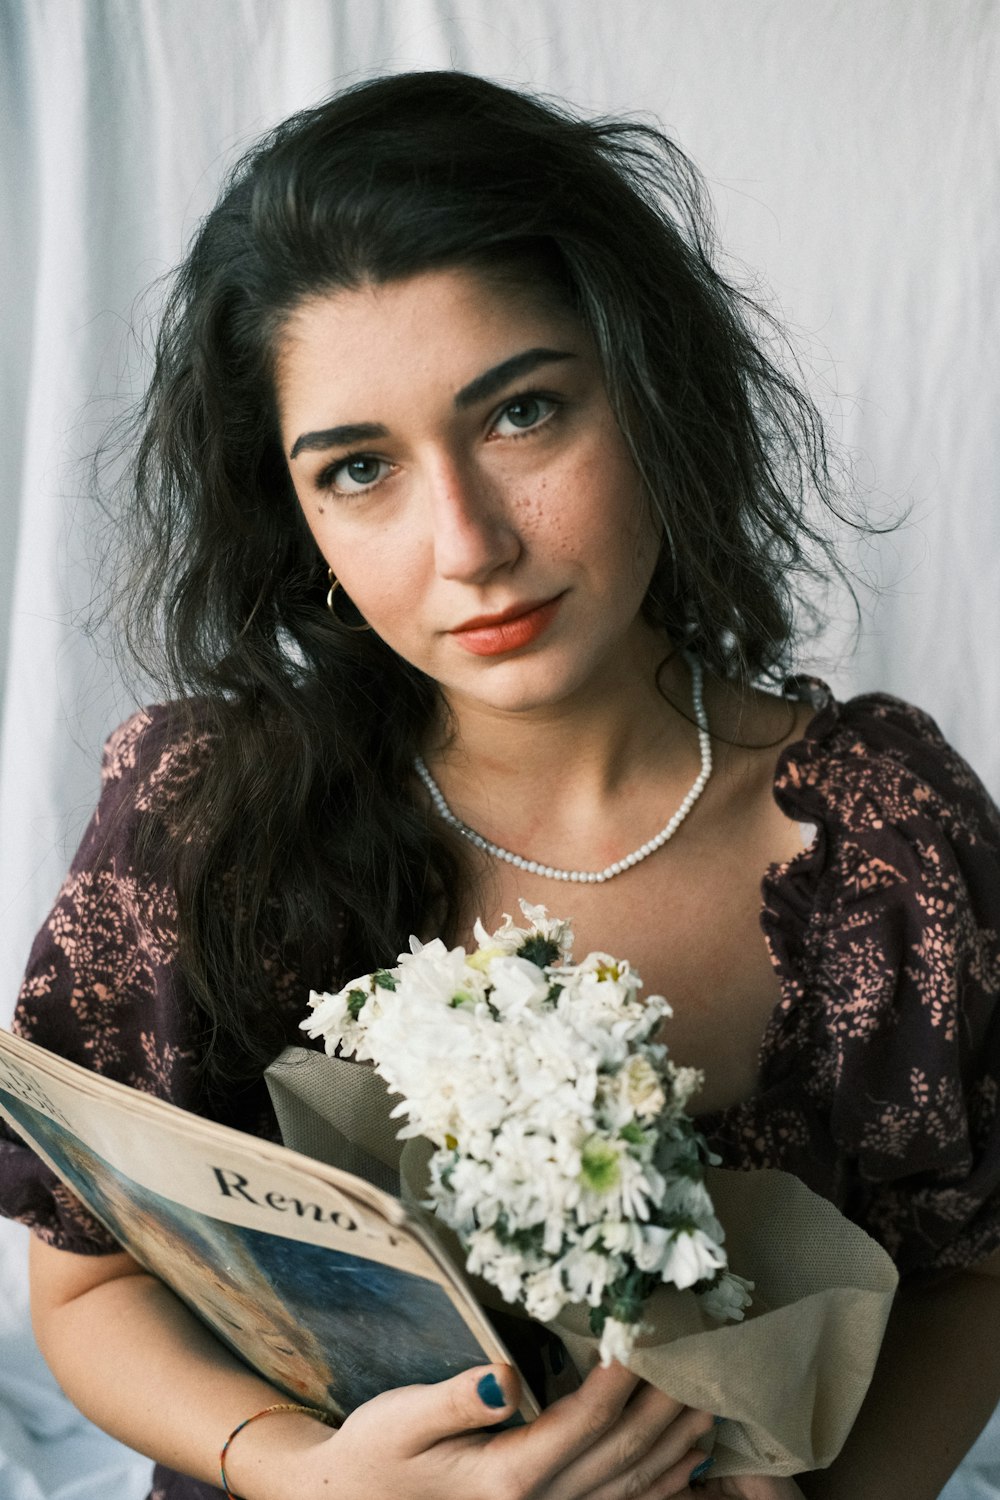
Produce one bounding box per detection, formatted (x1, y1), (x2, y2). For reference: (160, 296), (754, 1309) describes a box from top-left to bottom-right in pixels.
(427, 456), (521, 583)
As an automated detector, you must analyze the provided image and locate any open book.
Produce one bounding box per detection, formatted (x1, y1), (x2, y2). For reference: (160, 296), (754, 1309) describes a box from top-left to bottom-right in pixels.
(0, 1028), (540, 1424)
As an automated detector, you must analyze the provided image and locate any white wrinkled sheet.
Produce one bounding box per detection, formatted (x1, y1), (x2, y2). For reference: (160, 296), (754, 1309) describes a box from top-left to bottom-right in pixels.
(0, 1220), (151, 1497)
(0, 2), (997, 1494)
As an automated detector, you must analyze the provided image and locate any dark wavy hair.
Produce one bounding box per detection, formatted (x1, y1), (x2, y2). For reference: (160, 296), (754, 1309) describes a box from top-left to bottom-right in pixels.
(109, 70), (851, 1082)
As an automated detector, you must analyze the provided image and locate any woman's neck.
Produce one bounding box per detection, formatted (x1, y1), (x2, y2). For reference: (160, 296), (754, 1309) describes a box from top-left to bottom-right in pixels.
(421, 636), (705, 869)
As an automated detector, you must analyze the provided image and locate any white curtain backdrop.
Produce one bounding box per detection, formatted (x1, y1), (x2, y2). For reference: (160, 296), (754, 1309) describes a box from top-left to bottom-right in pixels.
(0, 3), (997, 1495)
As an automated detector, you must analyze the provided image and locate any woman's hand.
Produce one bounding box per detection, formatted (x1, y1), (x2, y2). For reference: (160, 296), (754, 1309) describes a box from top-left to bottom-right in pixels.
(29, 1239), (709, 1500)
(263, 1359), (714, 1500)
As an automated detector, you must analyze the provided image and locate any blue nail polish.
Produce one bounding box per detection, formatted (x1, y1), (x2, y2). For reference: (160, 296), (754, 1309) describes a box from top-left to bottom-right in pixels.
(712, 1413), (725, 1425)
(477, 1372), (506, 1408)
(690, 1455), (715, 1482)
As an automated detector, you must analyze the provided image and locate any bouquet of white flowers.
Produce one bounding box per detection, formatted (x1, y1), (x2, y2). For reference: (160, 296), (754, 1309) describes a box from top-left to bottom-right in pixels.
(301, 901), (752, 1365)
(286, 902), (900, 1477)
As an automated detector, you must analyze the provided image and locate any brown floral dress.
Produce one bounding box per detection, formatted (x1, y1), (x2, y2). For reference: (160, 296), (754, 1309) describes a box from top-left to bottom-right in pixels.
(2, 682), (1000, 1499)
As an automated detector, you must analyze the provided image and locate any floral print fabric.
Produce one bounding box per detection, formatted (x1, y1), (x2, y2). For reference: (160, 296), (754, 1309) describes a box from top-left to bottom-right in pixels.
(0, 706), (299, 1255)
(699, 681), (1000, 1284)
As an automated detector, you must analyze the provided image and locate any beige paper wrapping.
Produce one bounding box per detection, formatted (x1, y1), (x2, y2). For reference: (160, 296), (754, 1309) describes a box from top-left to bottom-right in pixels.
(266, 1046), (898, 1478)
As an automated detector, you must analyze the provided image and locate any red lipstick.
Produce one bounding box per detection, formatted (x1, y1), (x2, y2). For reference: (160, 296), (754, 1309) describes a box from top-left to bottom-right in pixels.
(450, 596), (563, 657)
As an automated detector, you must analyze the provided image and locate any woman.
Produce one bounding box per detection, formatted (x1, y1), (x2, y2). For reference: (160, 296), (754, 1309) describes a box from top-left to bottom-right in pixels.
(2, 70), (999, 1500)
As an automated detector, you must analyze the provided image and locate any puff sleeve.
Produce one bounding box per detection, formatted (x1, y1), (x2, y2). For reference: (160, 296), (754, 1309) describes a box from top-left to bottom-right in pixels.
(704, 687), (1000, 1284)
(0, 706), (294, 1253)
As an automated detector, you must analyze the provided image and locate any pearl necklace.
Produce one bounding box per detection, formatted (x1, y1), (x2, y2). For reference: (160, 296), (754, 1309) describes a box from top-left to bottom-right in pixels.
(413, 656), (712, 885)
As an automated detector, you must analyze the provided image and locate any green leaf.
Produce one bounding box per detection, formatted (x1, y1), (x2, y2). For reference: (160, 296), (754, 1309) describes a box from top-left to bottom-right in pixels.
(494, 1212), (548, 1255)
(516, 934), (561, 969)
(373, 969), (397, 991)
(603, 1266), (656, 1324)
(346, 989), (368, 1019)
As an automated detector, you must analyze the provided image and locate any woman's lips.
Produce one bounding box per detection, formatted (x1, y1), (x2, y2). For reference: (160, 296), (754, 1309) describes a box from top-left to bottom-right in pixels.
(450, 596), (563, 657)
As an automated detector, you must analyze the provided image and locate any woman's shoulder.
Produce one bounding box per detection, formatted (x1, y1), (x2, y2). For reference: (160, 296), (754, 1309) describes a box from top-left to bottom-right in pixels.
(99, 699), (217, 799)
(745, 682), (1000, 1279)
(773, 679), (1000, 856)
(762, 680), (1000, 1152)
(20, 701), (219, 1046)
(763, 678), (1000, 980)
(761, 679), (1000, 1123)
(4, 699), (282, 1255)
(79, 699), (220, 858)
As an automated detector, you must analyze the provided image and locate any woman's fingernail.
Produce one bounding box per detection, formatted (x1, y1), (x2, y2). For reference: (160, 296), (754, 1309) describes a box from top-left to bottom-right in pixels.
(712, 1413), (725, 1425)
(690, 1454), (715, 1482)
(477, 1372), (507, 1408)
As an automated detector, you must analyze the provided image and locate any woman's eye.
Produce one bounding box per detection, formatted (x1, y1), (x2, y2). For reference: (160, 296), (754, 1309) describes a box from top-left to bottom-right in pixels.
(490, 394), (557, 438)
(321, 455), (391, 495)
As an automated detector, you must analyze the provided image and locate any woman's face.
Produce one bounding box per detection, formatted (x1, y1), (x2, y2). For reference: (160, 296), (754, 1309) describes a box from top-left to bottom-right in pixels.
(276, 266), (662, 720)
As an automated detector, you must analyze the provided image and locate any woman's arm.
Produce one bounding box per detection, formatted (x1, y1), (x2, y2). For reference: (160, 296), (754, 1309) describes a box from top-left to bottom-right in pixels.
(30, 1236), (715, 1500)
(28, 1237), (336, 1494)
(796, 1252), (1000, 1500)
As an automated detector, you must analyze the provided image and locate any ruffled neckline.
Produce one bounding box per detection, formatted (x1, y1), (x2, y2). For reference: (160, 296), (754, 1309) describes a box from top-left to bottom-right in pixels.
(692, 675), (854, 1130)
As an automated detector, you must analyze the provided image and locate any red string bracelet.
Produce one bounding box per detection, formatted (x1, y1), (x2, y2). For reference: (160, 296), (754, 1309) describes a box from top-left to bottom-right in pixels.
(219, 1402), (336, 1498)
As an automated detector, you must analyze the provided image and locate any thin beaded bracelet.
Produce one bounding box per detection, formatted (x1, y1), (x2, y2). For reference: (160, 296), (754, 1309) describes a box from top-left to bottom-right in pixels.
(220, 1402), (337, 1498)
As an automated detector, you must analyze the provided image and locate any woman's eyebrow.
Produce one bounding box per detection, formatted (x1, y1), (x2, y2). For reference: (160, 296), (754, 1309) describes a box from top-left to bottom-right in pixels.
(290, 422), (388, 460)
(289, 348), (575, 460)
(454, 347), (576, 410)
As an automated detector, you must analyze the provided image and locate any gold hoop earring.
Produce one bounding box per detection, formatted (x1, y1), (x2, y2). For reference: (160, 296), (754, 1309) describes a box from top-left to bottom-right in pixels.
(325, 569), (373, 633)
